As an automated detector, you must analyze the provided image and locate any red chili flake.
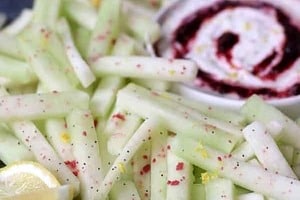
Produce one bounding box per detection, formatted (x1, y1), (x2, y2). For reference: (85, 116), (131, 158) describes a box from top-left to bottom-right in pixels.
(167, 180), (180, 186)
(136, 64), (141, 68)
(152, 158), (156, 163)
(228, 154), (232, 158)
(82, 131), (87, 136)
(65, 160), (79, 176)
(142, 164), (151, 174)
(167, 145), (171, 150)
(168, 58), (174, 63)
(84, 113), (89, 118)
(142, 155), (148, 160)
(64, 122), (68, 129)
(218, 156), (222, 161)
(112, 113), (126, 121)
(176, 162), (184, 171)
(97, 34), (106, 41)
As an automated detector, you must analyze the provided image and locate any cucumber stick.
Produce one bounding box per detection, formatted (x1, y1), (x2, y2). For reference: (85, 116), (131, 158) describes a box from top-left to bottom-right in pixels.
(242, 95), (300, 149)
(243, 121), (296, 178)
(171, 137), (300, 200)
(150, 128), (168, 200)
(232, 141), (255, 161)
(66, 109), (103, 200)
(117, 83), (241, 153)
(205, 178), (235, 200)
(166, 148), (193, 200)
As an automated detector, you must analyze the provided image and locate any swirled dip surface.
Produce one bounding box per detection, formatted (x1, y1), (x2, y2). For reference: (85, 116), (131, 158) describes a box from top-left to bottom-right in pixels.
(157, 0), (300, 99)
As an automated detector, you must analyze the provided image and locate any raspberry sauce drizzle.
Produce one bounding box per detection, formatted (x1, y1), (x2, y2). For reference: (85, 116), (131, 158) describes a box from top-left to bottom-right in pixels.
(170, 1), (300, 99)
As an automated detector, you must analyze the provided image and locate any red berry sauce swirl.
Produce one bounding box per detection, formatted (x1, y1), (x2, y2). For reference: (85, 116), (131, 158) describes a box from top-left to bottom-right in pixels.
(158, 0), (300, 99)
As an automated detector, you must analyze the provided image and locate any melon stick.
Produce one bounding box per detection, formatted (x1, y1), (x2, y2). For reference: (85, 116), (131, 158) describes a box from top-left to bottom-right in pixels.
(237, 193), (265, 200)
(158, 91), (245, 125)
(18, 38), (75, 92)
(62, 0), (97, 31)
(0, 91), (89, 121)
(116, 84), (240, 153)
(98, 118), (162, 200)
(243, 121), (297, 178)
(166, 148), (193, 200)
(106, 107), (142, 155)
(0, 33), (23, 59)
(87, 0), (121, 61)
(66, 109), (103, 200)
(205, 178), (235, 200)
(231, 141), (255, 161)
(242, 95), (300, 149)
(10, 120), (80, 193)
(133, 141), (151, 200)
(110, 180), (141, 200)
(0, 126), (35, 165)
(32, 0), (61, 28)
(91, 56), (197, 82)
(150, 128), (168, 200)
(44, 119), (76, 165)
(0, 54), (37, 86)
(20, 23), (80, 87)
(2, 9), (33, 36)
(171, 137), (300, 200)
(57, 18), (96, 88)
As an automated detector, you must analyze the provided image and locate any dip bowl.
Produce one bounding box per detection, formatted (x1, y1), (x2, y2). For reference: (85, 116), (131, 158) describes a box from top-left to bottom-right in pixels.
(156, 0), (300, 119)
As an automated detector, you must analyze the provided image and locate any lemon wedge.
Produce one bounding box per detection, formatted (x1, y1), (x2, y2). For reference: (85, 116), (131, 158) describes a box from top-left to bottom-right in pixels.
(0, 161), (60, 198)
(2, 185), (74, 200)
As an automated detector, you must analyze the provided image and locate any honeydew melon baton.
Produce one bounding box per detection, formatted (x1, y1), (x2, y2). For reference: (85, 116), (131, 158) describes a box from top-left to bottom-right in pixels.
(91, 56), (198, 82)
(0, 91), (89, 121)
(171, 137), (300, 200)
(117, 83), (242, 153)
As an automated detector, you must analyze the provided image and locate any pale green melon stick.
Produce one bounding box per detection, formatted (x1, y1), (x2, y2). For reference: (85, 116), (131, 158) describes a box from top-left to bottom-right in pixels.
(0, 91), (89, 121)
(57, 18), (96, 88)
(18, 38), (75, 92)
(171, 137), (300, 200)
(91, 56), (197, 82)
(0, 54), (37, 86)
(242, 95), (300, 149)
(110, 180), (141, 200)
(243, 121), (297, 179)
(0, 33), (23, 60)
(132, 141), (151, 200)
(10, 120), (80, 193)
(63, 0), (97, 31)
(205, 178), (235, 200)
(116, 84), (241, 153)
(166, 147), (193, 200)
(32, 0), (61, 28)
(98, 118), (162, 200)
(0, 126), (35, 165)
(87, 0), (121, 61)
(66, 109), (103, 200)
(150, 128), (168, 200)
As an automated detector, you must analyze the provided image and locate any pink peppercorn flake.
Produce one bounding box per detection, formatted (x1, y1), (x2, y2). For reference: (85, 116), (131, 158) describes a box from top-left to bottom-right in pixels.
(176, 162), (184, 171)
(65, 160), (79, 176)
(142, 164), (151, 174)
(112, 113), (126, 121)
(167, 180), (180, 186)
(82, 131), (87, 136)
